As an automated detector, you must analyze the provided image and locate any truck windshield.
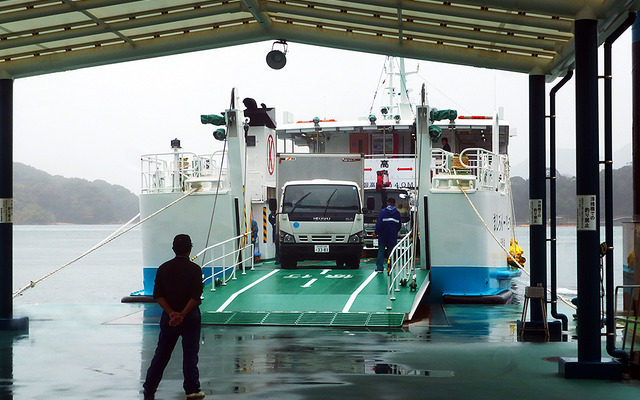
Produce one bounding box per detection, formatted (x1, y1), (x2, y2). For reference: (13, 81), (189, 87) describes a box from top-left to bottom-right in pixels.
(283, 184), (360, 221)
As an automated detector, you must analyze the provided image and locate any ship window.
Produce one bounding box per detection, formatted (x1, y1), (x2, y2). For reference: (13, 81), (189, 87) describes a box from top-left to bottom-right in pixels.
(372, 134), (394, 154)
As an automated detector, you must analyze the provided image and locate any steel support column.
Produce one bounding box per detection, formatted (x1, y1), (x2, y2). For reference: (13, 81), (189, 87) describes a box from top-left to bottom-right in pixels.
(0, 78), (27, 332)
(559, 18), (621, 379)
(603, 12), (635, 364)
(633, 14), (640, 297)
(574, 18), (602, 363)
(549, 70), (573, 331)
(528, 74), (547, 322)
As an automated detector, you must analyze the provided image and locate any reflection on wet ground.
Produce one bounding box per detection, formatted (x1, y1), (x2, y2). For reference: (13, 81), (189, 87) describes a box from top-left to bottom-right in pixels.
(2, 302), (640, 399)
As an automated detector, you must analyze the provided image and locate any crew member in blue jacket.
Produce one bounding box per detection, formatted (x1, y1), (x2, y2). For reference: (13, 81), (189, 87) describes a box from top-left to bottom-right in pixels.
(374, 197), (402, 272)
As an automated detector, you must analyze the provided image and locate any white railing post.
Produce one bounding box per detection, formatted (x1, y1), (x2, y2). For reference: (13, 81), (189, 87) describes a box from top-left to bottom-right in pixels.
(387, 269), (393, 310)
(386, 230), (414, 310)
(222, 241), (227, 285)
(193, 232), (255, 290)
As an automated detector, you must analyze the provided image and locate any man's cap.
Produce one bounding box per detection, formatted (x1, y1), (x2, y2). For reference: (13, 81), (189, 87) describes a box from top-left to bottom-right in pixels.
(387, 197), (396, 205)
(172, 234), (192, 252)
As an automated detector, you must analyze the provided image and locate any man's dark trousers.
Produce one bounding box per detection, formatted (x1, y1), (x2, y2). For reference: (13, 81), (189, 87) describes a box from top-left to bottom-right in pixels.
(144, 308), (201, 395)
(376, 240), (397, 272)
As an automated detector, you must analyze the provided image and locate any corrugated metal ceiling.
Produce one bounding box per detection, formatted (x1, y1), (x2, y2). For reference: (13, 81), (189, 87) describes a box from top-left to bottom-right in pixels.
(0, 0), (638, 79)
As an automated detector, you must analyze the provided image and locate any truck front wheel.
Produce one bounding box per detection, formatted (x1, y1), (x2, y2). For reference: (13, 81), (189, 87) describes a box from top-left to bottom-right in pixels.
(280, 255), (297, 269)
(347, 255), (360, 269)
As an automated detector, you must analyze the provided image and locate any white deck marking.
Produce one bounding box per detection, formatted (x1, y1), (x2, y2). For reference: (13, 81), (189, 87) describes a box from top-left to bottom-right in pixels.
(216, 269), (280, 312)
(321, 269), (331, 275)
(302, 278), (317, 288)
(342, 271), (378, 313)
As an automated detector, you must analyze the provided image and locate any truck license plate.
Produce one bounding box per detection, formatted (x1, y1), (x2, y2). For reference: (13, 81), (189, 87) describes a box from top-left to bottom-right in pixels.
(314, 245), (329, 253)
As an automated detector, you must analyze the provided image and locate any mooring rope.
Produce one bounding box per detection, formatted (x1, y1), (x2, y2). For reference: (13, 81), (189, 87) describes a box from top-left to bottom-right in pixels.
(458, 185), (577, 310)
(201, 138), (228, 265)
(13, 187), (200, 298)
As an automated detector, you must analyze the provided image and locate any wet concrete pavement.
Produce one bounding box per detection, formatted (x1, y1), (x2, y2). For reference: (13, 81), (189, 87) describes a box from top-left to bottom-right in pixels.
(2, 302), (640, 400)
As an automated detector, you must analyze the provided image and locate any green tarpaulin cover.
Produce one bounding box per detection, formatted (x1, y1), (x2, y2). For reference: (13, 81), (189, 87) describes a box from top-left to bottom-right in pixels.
(201, 114), (226, 126)
(430, 109), (457, 122)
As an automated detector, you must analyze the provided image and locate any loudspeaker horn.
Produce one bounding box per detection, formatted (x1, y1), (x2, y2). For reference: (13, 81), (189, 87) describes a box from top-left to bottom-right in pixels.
(266, 50), (287, 70)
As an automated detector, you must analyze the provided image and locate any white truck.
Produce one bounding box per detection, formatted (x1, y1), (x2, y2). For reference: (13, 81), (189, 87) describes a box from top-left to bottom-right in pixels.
(270, 153), (366, 269)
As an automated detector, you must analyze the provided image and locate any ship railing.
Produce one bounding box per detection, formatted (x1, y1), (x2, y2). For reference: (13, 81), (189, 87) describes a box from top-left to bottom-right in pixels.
(431, 148), (508, 193)
(141, 151), (228, 193)
(192, 233), (255, 291)
(458, 148), (509, 192)
(386, 230), (414, 310)
(615, 285), (640, 356)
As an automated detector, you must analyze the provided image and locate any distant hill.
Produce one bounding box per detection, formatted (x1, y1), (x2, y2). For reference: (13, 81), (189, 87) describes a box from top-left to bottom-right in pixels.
(13, 163), (139, 224)
(510, 165), (633, 225)
(13, 162), (631, 225)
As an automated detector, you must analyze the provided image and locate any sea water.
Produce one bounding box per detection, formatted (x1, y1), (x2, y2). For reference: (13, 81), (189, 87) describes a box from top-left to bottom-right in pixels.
(12, 224), (143, 306)
(11, 225), (625, 306)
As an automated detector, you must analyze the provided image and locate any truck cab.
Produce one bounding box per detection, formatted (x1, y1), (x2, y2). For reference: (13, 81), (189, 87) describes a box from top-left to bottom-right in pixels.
(277, 179), (364, 269)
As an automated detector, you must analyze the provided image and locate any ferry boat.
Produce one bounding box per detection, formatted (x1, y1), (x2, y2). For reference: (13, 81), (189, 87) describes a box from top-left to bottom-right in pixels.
(132, 57), (521, 321)
(275, 57), (521, 303)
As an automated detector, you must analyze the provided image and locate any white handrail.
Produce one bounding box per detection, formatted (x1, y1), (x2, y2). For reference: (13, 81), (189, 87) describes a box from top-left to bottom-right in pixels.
(442, 148), (508, 192)
(141, 150), (227, 193)
(192, 232), (254, 291)
(386, 230), (415, 310)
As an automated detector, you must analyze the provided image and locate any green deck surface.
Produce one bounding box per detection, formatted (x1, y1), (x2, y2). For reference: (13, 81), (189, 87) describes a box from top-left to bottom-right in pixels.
(200, 259), (429, 327)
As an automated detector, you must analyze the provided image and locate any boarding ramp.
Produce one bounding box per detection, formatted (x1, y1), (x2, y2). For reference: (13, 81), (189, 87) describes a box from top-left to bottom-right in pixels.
(198, 232), (429, 327)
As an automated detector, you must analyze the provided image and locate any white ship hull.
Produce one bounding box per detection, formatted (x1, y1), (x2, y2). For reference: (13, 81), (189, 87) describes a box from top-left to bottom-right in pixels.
(427, 187), (518, 302)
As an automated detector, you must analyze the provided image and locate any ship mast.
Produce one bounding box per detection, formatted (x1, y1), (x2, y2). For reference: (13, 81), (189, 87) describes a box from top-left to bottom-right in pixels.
(380, 57), (416, 120)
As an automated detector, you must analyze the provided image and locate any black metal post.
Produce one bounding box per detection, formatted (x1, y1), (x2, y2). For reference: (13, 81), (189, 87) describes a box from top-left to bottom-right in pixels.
(0, 78), (27, 332)
(0, 338), (13, 400)
(0, 79), (12, 321)
(633, 13), (640, 298)
(560, 18), (623, 379)
(549, 70), (573, 331)
(528, 74), (546, 322)
(604, 12), (635, 363)
(574, 18), (601, 363)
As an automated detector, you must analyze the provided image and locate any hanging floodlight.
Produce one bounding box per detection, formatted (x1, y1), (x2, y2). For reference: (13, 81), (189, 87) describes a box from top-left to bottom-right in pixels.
(266, 40), (288, 70)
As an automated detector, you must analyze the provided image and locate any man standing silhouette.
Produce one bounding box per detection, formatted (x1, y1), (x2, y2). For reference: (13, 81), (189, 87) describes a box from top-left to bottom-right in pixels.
(143, 234), (205, 400)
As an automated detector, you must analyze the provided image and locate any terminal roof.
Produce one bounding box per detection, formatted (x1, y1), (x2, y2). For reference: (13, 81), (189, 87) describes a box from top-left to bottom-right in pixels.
(1, 0), (639, 80)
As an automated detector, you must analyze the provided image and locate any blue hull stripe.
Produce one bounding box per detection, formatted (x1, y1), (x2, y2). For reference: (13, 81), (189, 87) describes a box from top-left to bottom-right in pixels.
(430, 266), (521, 297)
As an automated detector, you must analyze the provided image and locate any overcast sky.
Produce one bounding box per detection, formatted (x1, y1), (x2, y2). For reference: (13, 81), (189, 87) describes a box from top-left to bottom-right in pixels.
(12, 31), (635, 194)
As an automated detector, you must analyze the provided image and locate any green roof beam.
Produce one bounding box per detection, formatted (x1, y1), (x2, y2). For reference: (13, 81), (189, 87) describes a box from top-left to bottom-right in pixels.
(241, 0), (272, 30)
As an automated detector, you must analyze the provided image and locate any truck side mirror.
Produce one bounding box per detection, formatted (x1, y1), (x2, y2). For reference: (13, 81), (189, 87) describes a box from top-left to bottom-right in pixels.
(268, 198), (277, 212)
(366, 197), (376, 211)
